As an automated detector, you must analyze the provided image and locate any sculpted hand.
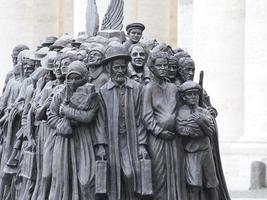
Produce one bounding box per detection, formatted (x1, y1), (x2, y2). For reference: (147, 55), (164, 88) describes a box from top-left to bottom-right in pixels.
(56, 118), (72, 136)
(138, 145), (149, 159)
(132, 75), (139, 81)
(27, 138), (36, 150)
(96, 145), (107, 160)
(59, 104), (68, 116)
(144, 78), (150, 85)
(159, 130), (176, 140)
(207, 107), (218, 118)
(192, 113), (205, 126)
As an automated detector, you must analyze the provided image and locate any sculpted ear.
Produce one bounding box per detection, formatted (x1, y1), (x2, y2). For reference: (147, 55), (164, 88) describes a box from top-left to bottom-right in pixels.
(106, 62), (111, 74)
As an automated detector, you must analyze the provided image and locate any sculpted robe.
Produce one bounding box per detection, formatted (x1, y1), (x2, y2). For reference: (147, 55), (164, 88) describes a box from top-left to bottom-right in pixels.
(95, 78), (146, 200)
(47, 83), (98, 200)
(142, 80), (187, 200)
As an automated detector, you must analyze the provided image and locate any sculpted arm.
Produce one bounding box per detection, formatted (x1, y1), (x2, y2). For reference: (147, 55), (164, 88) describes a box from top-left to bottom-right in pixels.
(142, 87), (164, 136)
(47, 91), (72, 135)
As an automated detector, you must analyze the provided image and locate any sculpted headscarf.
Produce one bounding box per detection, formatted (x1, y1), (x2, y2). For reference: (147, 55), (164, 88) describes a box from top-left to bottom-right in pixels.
(66, 61), (97, 110)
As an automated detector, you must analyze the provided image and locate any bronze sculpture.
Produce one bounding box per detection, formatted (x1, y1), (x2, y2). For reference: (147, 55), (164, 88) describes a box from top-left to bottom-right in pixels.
(0, 3), (231, 198)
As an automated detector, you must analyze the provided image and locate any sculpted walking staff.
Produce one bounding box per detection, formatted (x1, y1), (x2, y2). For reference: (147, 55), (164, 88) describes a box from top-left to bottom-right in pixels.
(95, 44), (148, 200)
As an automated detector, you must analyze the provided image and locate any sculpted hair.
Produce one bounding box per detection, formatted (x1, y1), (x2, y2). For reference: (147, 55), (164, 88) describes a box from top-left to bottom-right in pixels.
(178, 57), (195, 69)
(147, 51), (169, 69)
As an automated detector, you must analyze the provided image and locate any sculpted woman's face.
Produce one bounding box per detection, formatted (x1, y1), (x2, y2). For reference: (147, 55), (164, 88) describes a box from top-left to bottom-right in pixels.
(61, 57), (71, 75)
(66, 73), (84, 91)
(152, 57), (168, 78)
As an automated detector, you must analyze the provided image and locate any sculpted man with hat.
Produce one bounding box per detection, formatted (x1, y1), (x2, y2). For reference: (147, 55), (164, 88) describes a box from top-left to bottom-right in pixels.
(124, 23), (145, 51)
(95, 44), (148, 200)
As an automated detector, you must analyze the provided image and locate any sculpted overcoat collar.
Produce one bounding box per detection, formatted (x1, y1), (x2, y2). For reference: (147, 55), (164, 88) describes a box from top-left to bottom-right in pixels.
(107, 78), (134, 90)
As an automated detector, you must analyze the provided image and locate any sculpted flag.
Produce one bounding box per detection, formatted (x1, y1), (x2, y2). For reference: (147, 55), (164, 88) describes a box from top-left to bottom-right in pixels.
(101, 0), (124, 30)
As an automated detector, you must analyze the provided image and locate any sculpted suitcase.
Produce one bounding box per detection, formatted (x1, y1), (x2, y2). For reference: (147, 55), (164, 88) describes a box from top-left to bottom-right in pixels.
(20, 149), (36, 180)
(95, 158), (107, 198)
(140, 158), (153, 198)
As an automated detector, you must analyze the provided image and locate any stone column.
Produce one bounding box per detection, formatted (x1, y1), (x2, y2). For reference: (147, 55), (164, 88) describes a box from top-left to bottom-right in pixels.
(177, 0), (194, 52)
(189, 0), (246, 189)
(242, 0), (267, 146)
(191, 0), (245, 143)
(136, 0), (177, 46)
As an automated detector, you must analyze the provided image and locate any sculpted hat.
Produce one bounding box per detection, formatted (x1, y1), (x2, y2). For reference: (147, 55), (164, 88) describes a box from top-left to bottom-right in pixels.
(67, 61), (88, 78)
(102, 44), (131, 64)
(126, 23), (145, 32)
(179, 81), (201, 93)
(12, 44), (30, 56)
(72, 34), (89, 46)
(32, 47), (49, 61)
(41, 36), (58, 47)
(168, 55), (178, 66)
(49, 39), (69, 50)
(88, 44), (106, 55)
(41, 51), (58, 70)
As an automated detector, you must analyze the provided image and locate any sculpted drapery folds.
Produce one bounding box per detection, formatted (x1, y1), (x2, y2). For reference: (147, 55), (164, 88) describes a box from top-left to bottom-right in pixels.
(143, 50), (188, 200)
(47, 61), (99, 200)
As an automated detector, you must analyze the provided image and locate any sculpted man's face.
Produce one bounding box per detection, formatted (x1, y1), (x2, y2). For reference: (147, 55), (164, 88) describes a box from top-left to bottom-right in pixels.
(167, 63), (178, 79)
(61, 57), (71, 75)
(110, 58), (128, 85)
(179, 63), (195, 82)
(24, 59), (35, 78)
(54, 60), (63, 79)
(130, 46), (146, 68)
(152, 58), (168, 78)
(129, 29), (142, 43)
(182, 89), (199, 107)
(88, 50), (103, 66)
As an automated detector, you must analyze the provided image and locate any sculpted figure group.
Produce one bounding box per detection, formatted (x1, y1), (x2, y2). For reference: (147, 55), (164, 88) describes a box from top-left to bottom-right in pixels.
(0, 23), (230, 200)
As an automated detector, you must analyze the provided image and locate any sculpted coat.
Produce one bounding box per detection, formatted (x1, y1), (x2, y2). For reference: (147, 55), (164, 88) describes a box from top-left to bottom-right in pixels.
(95, 78), (146, 200)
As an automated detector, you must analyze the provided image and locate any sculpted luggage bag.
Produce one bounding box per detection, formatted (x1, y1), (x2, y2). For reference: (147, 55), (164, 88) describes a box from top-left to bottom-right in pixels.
(21, 148), (37, 180)
(95, 157), (107, 198)
(140, 157), (153, 198)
